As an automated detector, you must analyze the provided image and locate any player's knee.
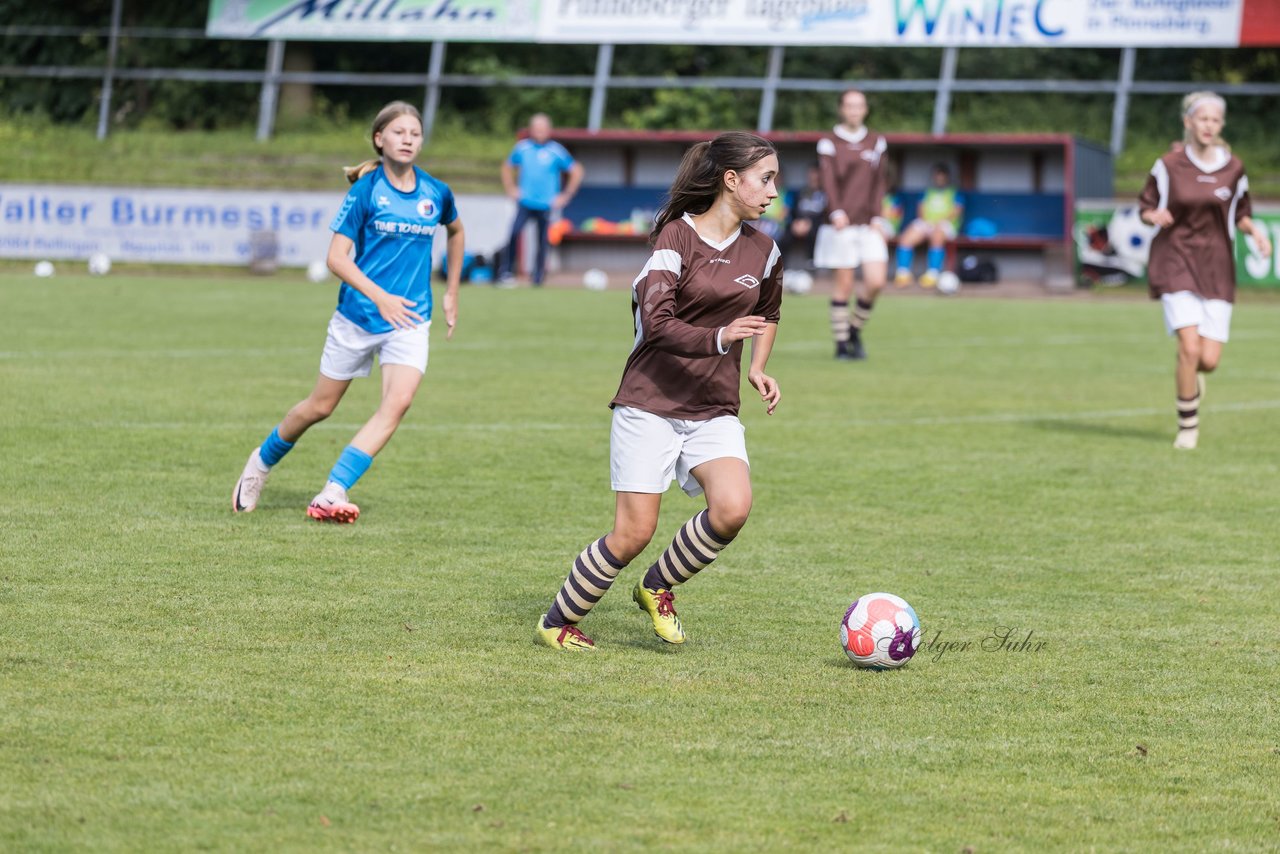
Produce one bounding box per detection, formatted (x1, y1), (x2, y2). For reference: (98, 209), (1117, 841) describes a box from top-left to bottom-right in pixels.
(1178, 338), (1201, 365)
(1199, 353), (1220, 373)
(382, 392), (415, 419)
(304, 396), (339, 422)
(610, 524), (654, 563)
(709, 497), (752, 538)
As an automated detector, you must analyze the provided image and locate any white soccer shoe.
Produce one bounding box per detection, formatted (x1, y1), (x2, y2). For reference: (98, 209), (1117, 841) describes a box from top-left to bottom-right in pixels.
(307, 481), (360, 524)
(1173, 428), (1199, 450)
(232, 449), (271, 513)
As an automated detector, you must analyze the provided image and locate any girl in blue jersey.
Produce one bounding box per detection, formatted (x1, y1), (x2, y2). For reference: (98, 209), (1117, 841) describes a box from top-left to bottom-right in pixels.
(232, 101), (465, 522)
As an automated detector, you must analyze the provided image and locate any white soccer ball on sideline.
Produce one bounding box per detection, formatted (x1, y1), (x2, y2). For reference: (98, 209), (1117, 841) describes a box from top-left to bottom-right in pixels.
(841, 592), (922, 670)
(783, 268), (813, 295)
(937, 270), (960, 295)
(583, 268), (608, 291)
(33, 260), (54, 278)
(87, 252), (112, 276)
(306, 260), (329, 283)
(1107, 205), (1159, 276)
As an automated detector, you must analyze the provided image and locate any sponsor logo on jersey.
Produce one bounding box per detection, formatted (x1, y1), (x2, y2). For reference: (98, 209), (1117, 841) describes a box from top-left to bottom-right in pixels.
(735, 274), (761, 289)
(710, 258), (731, 264)
(1213, 186), (1233, 201)
(417, 199), (437, 219)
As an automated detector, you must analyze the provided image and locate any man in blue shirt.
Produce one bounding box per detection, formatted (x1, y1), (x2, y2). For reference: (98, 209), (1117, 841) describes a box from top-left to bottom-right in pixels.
(497, 113), (584, 286)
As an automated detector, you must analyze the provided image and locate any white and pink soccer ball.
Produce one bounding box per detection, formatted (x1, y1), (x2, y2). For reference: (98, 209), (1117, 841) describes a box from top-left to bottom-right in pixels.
(841, 592), (922, 669)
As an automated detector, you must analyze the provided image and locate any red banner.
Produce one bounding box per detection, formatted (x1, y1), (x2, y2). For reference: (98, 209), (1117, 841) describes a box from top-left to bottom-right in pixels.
(1240, 0), (1280, 45)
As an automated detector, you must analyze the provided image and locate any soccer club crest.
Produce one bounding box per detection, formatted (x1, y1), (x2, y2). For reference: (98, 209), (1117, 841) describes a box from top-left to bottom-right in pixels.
(417, 199), (438, 219)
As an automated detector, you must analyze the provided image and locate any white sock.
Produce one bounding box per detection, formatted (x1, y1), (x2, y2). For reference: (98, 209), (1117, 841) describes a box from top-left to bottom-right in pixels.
(250, 448), (271, 474)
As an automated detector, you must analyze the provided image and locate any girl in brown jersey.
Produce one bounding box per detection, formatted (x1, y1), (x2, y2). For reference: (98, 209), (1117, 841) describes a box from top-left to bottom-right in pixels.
(536, 132), (784, 651)
(1138, 91), (1272, 450)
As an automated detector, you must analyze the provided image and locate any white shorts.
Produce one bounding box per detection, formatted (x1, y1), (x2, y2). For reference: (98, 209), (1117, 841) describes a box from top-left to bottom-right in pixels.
(319, 311), (430, 380)
(610, 406), (749, 498)
(908, 218), (958, 240)
(813, 224), (889, 270)
(1161, 291), (1232, 343)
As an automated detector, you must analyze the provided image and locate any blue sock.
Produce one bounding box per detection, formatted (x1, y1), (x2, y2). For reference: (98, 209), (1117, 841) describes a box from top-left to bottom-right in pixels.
(895, 245), (913, 273)
(328, 445), (374, 491)
(258, 426), (295, 468)
(927, 247), (945, 272)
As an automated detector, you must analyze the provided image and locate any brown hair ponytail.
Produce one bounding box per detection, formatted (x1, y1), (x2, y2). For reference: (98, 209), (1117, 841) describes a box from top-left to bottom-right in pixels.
(649, 132), (776, 244)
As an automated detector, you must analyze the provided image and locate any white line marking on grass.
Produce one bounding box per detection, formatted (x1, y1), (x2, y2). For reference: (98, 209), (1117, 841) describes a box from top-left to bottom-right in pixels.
(0, 348), (314, 360)
(774, 329), (1279, 353)
(835, 399), (1280, 428)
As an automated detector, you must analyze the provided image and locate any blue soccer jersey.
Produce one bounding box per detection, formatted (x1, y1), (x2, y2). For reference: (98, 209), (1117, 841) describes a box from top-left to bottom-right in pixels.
(509, 139), (575, 211)
(329, 164), (457, 334)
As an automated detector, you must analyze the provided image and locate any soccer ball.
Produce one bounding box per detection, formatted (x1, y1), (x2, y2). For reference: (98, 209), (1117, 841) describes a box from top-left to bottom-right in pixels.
(783, 268), (813, 295)
(583, 268), (608, 291)
(841, 592), (922, 669)
(33, 260), (54, 278)
(936, 270), (960, 295)
(306, 260), (329, 283)
(1107, 206), (1158, 274)
(87, 252), (112, 276)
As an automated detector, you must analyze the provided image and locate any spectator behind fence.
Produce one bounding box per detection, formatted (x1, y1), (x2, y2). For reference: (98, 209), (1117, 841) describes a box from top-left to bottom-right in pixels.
(781, 164), (827, 271)
(894, 163), (964, 289)
(497, 113), (584, 287)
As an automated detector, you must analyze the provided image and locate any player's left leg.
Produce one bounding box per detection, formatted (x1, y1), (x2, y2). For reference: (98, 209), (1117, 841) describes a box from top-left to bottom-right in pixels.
(850, 244), (887, 360)
(1173, 326), (1202, 450)
(310, 362), (424, 523)
(921, 227), (947, 287)
(530, 208), (551, 287)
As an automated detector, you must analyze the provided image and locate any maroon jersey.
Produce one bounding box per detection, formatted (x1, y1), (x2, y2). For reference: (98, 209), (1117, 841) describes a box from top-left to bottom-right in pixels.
(817, 125), (888, 226)
(611, 214), (783, 420)
(1139, 147), (1252, 303)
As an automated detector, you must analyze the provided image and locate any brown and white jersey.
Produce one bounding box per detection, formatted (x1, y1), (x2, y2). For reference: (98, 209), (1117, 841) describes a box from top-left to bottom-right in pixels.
(1139, 146), (1251, 303)
(611, 214), (783, 420)
(817, 125), (888, 226)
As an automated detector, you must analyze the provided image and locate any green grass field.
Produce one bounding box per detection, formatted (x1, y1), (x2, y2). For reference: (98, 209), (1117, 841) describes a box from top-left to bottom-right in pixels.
(3, 273), (1279, 851)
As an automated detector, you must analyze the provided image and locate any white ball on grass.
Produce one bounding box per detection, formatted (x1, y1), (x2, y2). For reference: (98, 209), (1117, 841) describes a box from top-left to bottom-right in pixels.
(33, 260), (54, 278)
(937, 271), (960, 295)
(87, 252), (112, 276)
(306, 260), (329, 283)
(783, 269), (813, 295)
(583, 268), (608, 291)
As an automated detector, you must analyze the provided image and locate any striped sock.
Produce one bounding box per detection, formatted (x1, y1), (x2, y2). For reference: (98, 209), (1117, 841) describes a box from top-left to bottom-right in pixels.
(1177, 393), (1200, 431)
(544, 536), (626, 629)
(850, 298), (874, 332)
(642, 510), (734, 591)
(830, 300), (850, 343)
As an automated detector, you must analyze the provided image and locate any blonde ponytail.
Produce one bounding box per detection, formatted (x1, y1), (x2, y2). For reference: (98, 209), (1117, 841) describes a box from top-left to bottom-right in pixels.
(343, 158), (382, 185)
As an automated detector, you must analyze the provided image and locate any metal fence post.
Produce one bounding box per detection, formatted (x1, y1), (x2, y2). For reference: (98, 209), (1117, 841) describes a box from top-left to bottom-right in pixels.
(95, 0), (124, 140)
(587, 43), (614, 132)
(931, 46), (958, 135)
(757, 45), (785, 133)
(1111, 46), (1136, 157)
(255, 39), (285, 142)
(422, 40), (446, 146)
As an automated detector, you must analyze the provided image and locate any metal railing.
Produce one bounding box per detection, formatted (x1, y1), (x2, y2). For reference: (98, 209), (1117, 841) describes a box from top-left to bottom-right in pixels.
(3, 21), (1279, 156)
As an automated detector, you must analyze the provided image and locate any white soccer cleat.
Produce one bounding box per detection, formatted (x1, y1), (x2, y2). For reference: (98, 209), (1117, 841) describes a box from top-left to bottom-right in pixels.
(307, 481), (360, 524)
(1173, 428), (1199, 450)
(232, 449), (271, 513)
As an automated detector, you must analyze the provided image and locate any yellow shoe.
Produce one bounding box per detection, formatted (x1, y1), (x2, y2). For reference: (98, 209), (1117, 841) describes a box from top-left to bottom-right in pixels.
(893, 268), (913, 288)
(535, 616), (597, 651)
(919, 270), (939, 288)
(632, 583), (686, 644)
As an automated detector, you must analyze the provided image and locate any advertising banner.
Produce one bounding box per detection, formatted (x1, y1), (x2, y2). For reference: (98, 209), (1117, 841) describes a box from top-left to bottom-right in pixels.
(206, 0), (538, 41)
(209, 0), (1260, 46)
(0, 184), (337, 267)
(1075, 202), (1279, 289)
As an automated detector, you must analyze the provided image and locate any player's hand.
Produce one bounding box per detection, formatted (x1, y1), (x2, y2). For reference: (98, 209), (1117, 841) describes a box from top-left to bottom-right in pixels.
(830, 211), (850, 229)
(1250, 231), (1273, 260)
(749, 371), (781, 415)
(375, 293), (423, 330)
(721, 316), (769, 345)
(442, 289), (459, 339)
(1145, 208), (1174, 228)
(552, 192), (571, 211)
